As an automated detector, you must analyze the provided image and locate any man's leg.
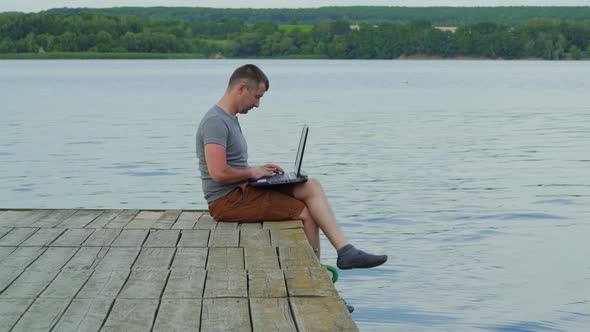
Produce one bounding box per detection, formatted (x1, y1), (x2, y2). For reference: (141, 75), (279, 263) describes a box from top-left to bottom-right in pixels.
(285, 178), (388, 269)
(289, 179), (348, 250)
(299, 207), (321, 258)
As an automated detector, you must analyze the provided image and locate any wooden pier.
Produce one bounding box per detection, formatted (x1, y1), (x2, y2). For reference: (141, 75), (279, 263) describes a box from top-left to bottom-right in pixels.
(0, 209), (358, 331)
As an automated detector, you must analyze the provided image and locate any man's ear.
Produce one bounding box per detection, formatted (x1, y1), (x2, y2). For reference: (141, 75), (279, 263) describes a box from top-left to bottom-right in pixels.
(236, 82), (247, 95)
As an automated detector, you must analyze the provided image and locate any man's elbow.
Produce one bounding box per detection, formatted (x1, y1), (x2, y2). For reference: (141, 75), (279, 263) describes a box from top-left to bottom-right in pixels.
(209, 171), (226, 184)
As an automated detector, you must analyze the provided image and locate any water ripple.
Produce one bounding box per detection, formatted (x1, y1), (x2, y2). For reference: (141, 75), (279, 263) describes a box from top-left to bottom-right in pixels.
(67, 141), (103, 145)
(454, 213), (565, 221)
(533, 199), (577, 205)
(478, 320), (562, 331)
(357, 306), (458, 325)
(121, 171), (179, 177)
(106, 164), (144, 169)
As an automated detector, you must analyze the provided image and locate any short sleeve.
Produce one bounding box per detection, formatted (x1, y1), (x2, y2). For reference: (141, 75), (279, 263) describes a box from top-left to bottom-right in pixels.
(201, 116), (229, 148)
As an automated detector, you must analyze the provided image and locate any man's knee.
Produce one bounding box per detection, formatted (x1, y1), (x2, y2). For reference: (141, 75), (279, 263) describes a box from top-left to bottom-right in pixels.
(304, 178), (323, 193)
(299, 205), (309, 219)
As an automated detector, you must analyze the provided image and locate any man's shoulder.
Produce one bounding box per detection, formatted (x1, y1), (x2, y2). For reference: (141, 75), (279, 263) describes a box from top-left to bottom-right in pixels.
(198, 109), (233, 139)
(200, 106), (226, 125)
(200, 112), (230, 129)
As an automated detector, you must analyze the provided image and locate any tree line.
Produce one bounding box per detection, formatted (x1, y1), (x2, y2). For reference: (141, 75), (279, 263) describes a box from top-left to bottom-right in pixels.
(46, 6), (590, 26)
(1, 12), (589, 60)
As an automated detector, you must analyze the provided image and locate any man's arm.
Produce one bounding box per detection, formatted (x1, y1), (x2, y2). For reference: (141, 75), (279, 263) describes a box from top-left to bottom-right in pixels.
(205, 143), (284, 184)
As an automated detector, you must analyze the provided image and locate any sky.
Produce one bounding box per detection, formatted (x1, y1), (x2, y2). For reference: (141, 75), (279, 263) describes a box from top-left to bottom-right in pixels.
(2, 0), (590, 13)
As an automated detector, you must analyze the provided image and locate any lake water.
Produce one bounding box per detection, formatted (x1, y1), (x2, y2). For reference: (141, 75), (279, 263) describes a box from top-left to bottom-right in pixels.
(1, 59), (590, 331)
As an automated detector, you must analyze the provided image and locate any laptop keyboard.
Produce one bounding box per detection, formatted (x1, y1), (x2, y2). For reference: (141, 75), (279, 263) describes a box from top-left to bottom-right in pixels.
(268, 172), (295, 184)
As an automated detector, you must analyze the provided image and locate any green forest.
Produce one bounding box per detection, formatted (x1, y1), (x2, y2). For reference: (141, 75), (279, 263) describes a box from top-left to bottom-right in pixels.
(1, 9), (590, 60)
(47, 6), (590, 26)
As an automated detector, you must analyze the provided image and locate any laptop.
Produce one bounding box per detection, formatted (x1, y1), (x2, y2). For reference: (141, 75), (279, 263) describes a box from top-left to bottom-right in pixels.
(249, 125), (309, 187)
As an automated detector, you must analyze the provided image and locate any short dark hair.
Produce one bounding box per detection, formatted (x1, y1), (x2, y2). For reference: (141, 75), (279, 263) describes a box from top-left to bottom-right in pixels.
(228, 64), (269, 91)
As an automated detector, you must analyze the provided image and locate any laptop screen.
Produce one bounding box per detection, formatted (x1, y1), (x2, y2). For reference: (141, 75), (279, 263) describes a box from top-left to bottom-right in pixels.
(294, 125), (308, 176)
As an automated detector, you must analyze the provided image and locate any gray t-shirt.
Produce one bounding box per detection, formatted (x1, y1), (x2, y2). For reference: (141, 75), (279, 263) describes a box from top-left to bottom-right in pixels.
(196, 105), (249, 203)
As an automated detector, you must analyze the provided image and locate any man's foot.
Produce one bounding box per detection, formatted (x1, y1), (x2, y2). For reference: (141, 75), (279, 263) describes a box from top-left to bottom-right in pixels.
(343, 299), (354, 313)
(336, 244), (388, 270)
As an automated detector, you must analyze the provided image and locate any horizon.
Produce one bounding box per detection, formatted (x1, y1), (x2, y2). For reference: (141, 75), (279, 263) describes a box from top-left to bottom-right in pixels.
(3, 0), (590, 13)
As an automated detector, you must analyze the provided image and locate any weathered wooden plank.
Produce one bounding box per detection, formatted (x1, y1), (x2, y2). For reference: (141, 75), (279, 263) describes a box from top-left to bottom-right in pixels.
(0, 269), (59, 298)
(95, 247), (141, 271)
(239, 222), (262, 230)
(19, 228), (65, 246)
(203, 269), (247, 298)
(162, 269), (206, 299)
(151, 209), (182, 229)
(0, 268), (22, 293)
(271, 228), (308, 247)
(84, 209), (121, 228)
(124, 210), (164, 229)
(289, 297), (358, 332)
(76, 269), (131, 299)
(29, 209), (77, 228)
(57, 210), (103, 228)
(248, 269), (287, 298)
(0, 210), (51, 228)
(177, 229), (210, 247)
(52, 297), (113, 332)
(82, 228), (121, 247)
(0, 227), (12, 239)
(118, 268), (169, 299)
(50, 228), (94, 247)
(0, 246), (46, 270)
(39, 269), (93, 299)
(10, 298), (70, 332)
(0, 227), (38, 246)
(143, 229), (180, 247)
(100, 298), (159, 332)
(245, 247), (280, 271)
(62, 247), (109, 270)
(193, 213), (218, 230)
(263, 220), (304, 229)
(0, 298), (34, 331)
(284, 267), (338, 297)
(171, 211), (202, 229)
(153, 299), (201, 332)
(132, 247), (175, 270)
(0, 211), (31, 227)
(278, 246), (319, 269)
(201, 298), (250, 332)
(250, 298), (297, 332)
(0, 246), (16, 261)
(240, 228), (272, 249)
(104, 209), (139, 229)
(110, 229), (148, 247)
(171, 247), (208, 270)
(209, 222), (239, 247)
(206, 247), (244, 270)
(26, 246), (79, 271)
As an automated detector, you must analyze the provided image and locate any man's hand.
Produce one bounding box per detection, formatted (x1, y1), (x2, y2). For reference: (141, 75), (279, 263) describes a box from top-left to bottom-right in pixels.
(206, 143), (285, 183)
(250, 164), (284, 180)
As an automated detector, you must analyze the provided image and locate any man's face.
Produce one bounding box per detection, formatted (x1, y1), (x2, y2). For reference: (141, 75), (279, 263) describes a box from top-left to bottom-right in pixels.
(238, 82), (266, 114)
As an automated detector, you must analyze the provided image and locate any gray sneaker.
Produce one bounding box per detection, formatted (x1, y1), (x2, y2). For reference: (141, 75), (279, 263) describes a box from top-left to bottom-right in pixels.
(337, 250), (388, 269)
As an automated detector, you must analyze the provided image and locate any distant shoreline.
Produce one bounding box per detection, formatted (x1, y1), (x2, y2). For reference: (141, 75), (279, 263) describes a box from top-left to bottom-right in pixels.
(0, 52), (207, 60)
(1, 53), (588, 61)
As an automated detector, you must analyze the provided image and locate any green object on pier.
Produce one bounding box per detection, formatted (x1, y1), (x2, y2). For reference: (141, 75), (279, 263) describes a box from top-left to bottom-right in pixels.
(322, 264), (339, 283)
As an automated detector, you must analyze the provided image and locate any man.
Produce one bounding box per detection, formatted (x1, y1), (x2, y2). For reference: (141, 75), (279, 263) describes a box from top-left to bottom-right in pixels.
(196, 64), (387, 270)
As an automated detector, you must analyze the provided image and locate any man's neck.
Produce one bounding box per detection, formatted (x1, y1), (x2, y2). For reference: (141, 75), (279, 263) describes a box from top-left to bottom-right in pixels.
(217, 95), (238, 117)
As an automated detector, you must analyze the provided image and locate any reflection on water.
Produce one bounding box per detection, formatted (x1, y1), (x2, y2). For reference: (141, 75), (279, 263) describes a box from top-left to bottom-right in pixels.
(1, 60), (590, 331)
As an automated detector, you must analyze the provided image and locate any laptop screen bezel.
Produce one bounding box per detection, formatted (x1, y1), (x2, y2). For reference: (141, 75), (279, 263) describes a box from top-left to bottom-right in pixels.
(294, 125), (308, 176)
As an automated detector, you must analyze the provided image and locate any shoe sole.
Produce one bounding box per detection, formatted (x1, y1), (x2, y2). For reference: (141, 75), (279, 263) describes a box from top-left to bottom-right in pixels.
(338, 256), (388, 270)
